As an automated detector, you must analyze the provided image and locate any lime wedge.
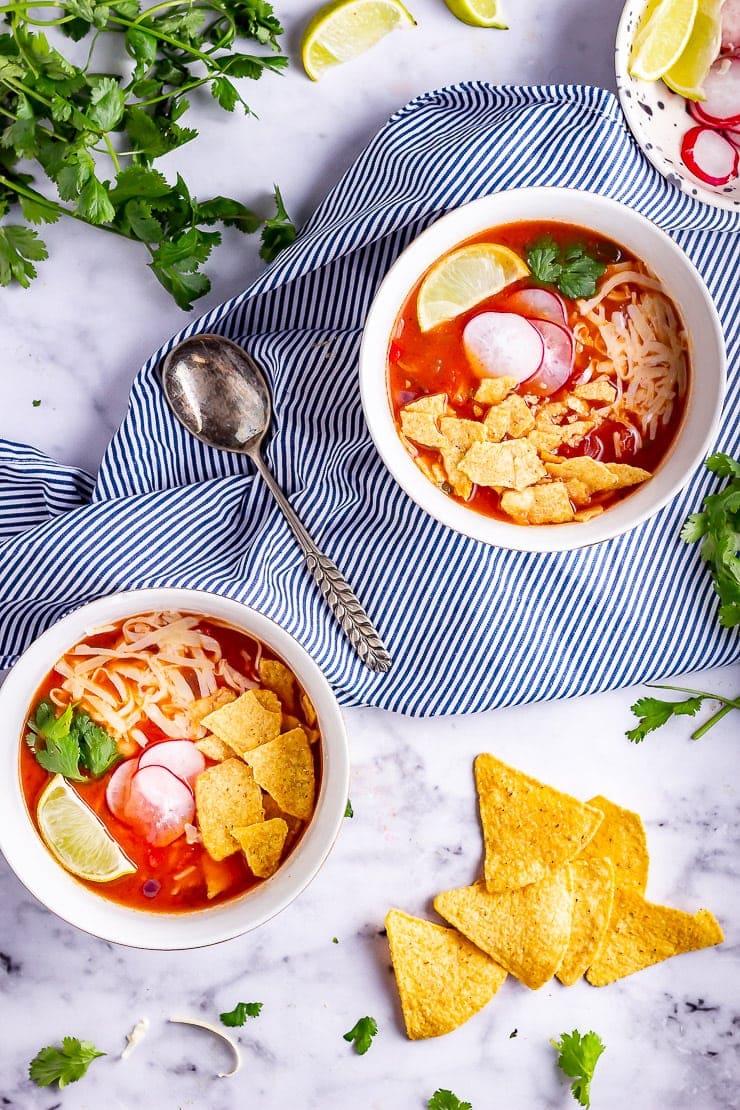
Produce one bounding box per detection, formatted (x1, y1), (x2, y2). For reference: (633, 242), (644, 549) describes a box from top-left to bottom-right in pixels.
(37, 774), (136, 883)
(301, 0), (416, 81)
(416, 243), (529, 332)
(629, 0), (699, 80)
(443, 0), (508, 28)
(663, 0), (723, 98)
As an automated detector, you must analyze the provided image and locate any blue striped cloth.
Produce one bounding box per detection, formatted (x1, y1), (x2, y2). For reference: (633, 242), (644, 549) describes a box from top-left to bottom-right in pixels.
(1, 84), (738, 714)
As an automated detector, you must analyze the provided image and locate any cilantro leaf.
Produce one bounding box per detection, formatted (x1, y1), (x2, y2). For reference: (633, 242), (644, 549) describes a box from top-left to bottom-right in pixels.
(0, 225), (48, 287)
(87, 76), (125, 131)
(681, 452), (740, 628)
(220, 1001), (263, 1026)
(34, 732), (85, 780)
(526, 235), (561, 284)
(626, 693), (704, 743)
(73, 713), (121, 776)
(428, 1090), (472, 1110)
(552, 1029), (605, 1109)
(526, 237), (606, 299)
(343, 1016), (378, 1055)
(344, 798), (353, 818)
(29, 1037), (105, 1088)
(260, 185), (296, 263)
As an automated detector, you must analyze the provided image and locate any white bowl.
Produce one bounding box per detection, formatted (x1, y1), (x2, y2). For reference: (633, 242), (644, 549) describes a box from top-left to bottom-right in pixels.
(616, 0), (740, 213)
(0, 589), (350, 950)
(359, 187), (726, 552)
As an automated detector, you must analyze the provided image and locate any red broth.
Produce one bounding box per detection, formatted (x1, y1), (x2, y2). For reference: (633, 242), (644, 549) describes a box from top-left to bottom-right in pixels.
(388, 221), (690, 524)
(19, 614), (321, 913)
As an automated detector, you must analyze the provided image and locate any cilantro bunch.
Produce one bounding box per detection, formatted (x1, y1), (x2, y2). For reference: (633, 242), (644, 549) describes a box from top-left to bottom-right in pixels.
(526, 236), (606, 299)
(681, 452), (740, 629)
(25, 697), (121, 779)
(0, 0), (295, 308)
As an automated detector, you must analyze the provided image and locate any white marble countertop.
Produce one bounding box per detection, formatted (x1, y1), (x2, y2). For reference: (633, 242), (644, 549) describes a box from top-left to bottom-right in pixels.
(0, 0), (738, 1106)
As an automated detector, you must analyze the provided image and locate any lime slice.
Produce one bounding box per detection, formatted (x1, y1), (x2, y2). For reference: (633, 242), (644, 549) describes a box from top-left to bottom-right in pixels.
(443, 0), (508, 29)
(629, 0), (699, 81)
(37, 774), (136, 883)
(416, 243), (529, 332)
(663, 0), (723, 98)
(301, 0), (416, 81)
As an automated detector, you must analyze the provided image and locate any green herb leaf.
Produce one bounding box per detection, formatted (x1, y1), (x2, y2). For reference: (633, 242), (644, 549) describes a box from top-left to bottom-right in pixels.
(87, 75), (125, 131)
(552, 1029), (605, 1109)
(526, 235), (561, 284)
(344, 798), (353, 818)
(626, 693), (704, 742)
(343, 1016), (378, 1055)
(260, 185), (296, 262)
(428, 1090), (472, 1110)
(73, 713), (121, 776)
(29, 1037), (105, 1088)
(681, 453), (740, 628)
(220, 1001), (263, 1026)
(526, 237), (606, 299)
(34, 732), (85, 780)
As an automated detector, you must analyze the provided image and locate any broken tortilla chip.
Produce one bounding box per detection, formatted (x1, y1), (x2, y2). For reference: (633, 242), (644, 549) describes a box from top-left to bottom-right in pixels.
(500, 481), (574, 525)
(300, 692), (317, 727)
(202, 688), (282, 757)
(434, 871), (573, 990)
(586, 888), (723, 986)
(244, 727), (315, 821)
(474, 753), (602, 892)
(195, 735), (234, 763)
(385, 909), (507, 1039)
(556, 858), (615, 986)
(189, 688), (236, 727)
(604, 462), (652, 488)
(474, 377), (518, 406)
(232, 818), (289, 878)
(459, 439), (546, 491)
(195, 758), (264, 861)
(581, 795), (649, 894)
(259, 659), (296, 710)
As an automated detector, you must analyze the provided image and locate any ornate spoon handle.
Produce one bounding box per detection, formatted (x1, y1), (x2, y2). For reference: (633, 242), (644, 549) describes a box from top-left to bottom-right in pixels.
(252, 452), (392, 673)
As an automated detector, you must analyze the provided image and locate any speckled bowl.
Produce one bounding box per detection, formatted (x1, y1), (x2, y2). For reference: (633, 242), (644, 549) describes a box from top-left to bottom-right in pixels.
(616, 0), (740, 213)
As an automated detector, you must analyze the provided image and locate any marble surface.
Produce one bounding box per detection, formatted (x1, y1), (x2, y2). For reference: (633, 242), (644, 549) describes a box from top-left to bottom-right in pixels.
(0, 0), (738, 1106)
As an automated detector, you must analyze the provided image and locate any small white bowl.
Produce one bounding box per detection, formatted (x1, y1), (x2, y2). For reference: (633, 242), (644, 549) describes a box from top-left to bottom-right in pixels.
(0, 589), (350, 950)
(359, 187), (726, 552)
(616, 0), (740, 212)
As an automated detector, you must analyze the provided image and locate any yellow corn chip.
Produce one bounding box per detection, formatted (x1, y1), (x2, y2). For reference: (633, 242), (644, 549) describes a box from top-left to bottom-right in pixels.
(202, 688), (282, 757)
(195, 758), (264, 861)
(474, 753), (602, 892)
(573, 378), (617, 403)
(404, 393), (448, 415)
(232, 818), (288, 878)
(195, 735), (234, 762)
(401, 410), (447, 449)
(262, 792), (303, 836)
(189, 688), (236, 727)
(605, 462), (652, 488)
(460, 439), (546, 491)
(581, 794), (649, 894)
(300, 692), (317, 727)
(500, 481), (574, 525)
(244, 727), (315, 820)
(434, 871), (573, 990)
(474, 377), (518, 405)
(545, 456), (618, 493)
(259, 659), (296, 709)
(556, 858), (615, 986)
(586, 888), (723, 986)
(385, 909), (507, 1039)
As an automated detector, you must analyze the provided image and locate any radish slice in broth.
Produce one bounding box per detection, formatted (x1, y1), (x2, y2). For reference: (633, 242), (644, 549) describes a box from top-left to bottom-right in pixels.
(139, 740), (206, 785)
(681, 126), (739, 184)
(106, 758), (138, 821)
(523, 320), (575, 396)
(124, 765), (195, 847)
(505, 287), (567, 324)
(463, 312), (544, 382)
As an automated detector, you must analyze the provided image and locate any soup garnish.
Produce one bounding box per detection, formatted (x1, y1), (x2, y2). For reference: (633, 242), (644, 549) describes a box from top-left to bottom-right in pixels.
(388, 221), (690, 525)
(20, 611), (320, 912)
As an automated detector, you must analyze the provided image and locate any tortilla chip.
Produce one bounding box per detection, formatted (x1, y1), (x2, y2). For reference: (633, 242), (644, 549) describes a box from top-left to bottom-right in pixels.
(586, 888), (724, 986)
(574, 379), (617, 403)
(574, 506), (604, 522)
(564, 394), (590, 415)
(401, 410), (446, 449)
(440, 416), (485, 451)
(189, 688), (236, 727)
(474, 377), (518, 406)
(300, 692), (317, 727)
(459, 439), (546, 491)
(195, 758), (264, 861)
(605, 462), (651, 488)
(484, 395), (535, 441)
(556, 859), (616, 986)
(528, 428), (566, 455)
(474, 753), (602, 892)
(244, 727), (315, 820)
(385, 909), (507, 1039)
(404, 393), (448, 415)
(201, 853), (244, 900)
(434, 871), (573, 990)
(262, 792), (303, 836)
(545, 456), (618, 494)
(259, 659), (295, 710)
(195, 735), (234, 762)
(500, 481), (574, 525)
(581, 795), (650, 894)
(232, 817), (288, 879)
(202, 688), (282, 757)
(440, 445), (474, 500)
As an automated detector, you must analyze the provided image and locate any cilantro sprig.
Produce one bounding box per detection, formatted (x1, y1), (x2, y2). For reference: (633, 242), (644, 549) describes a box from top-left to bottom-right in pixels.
(526, 236), (606, 299)
(681, 452), (740, 629)
(428, 1090), (472, 1110)
(26, 698), (121, 780)
(627, 684), (739, 743)
(29, 1037), (105, 1088)
(220, 1001), (263, 1026)
(552, 1029), (605, 1108)
(343, 1016), (378, 1055)
(0, 0), (295, 308)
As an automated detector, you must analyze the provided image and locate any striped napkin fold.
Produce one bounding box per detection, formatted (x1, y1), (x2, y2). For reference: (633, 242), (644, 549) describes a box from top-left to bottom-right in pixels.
(1, 83), (738, 714)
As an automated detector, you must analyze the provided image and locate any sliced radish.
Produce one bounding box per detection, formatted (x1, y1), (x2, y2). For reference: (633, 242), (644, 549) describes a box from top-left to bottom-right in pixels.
(504, 287), (567, 324)
(693, 59), (740, 126)
(724, 125), (740, 148)
(139, 740), (206, 786)
(688, 98), (714, 126)
(721, 0), (740, 52)
(124, 765), (195, 847)
(463, 312), (544, 382)
(523, 320), (575, 396)
(106, 758), (138, 821)
(681, 126), (739, 184)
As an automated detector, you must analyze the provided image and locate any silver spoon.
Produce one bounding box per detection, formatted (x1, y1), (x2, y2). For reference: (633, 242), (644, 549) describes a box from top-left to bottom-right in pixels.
(161, 333), (392, 674)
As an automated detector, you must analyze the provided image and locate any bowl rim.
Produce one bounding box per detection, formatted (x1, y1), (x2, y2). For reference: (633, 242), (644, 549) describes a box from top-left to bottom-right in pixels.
(0, 588), (350, 950)
(359, 185), (726, 553)
(614, 0), (740, 214)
